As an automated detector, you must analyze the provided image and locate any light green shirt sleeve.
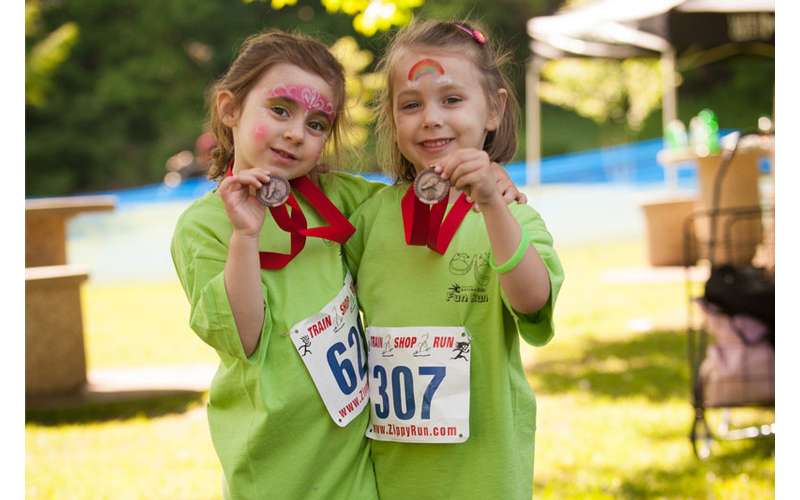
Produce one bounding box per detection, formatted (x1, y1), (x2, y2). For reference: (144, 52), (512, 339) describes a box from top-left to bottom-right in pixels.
(319, 171), (387, 218)
(343, 185), (387, 281)
(170, 199), (271, 364)
(344, 209), (365, 281)
(499, 204), (565, 347)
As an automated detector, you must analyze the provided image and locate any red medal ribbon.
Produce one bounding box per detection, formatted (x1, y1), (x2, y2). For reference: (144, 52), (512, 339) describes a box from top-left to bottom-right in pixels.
(224, 165), (355, 269)
(401, 183), (473, 255)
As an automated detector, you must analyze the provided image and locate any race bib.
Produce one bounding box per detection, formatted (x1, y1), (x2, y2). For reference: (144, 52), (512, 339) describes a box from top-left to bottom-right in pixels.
(289, 273), (369, 427)
(365, 326), (471, 443)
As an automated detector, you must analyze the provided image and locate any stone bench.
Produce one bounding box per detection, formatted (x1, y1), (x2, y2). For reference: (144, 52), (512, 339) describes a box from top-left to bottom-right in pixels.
(26, 195), (116, 267)
(26, 265), (89, 397)
(25, 195), (116, 400)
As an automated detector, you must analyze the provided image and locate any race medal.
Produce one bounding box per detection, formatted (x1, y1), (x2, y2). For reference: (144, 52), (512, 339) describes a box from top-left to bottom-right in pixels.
(225, 163), (355, 269)
(256, 176), (290, 207)
(289, 273), (369, 427)
(413, 167), (450, 205)
(402, 184), (474, 255)
(365, 326), (471, 443)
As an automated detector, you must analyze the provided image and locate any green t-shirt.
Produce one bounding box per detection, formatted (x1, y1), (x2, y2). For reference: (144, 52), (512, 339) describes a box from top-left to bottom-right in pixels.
(171, 172), (384, 500)
(344, 183), (564, 500)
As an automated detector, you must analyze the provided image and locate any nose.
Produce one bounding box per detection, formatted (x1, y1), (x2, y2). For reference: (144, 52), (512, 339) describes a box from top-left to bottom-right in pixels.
(283, 117), (304, 144)
(422, 106), (443, 129)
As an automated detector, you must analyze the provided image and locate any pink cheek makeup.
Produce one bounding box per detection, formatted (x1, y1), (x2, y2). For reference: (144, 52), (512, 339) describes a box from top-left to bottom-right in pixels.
(252, 124), (268, 142)
(267, 85), (335, 122)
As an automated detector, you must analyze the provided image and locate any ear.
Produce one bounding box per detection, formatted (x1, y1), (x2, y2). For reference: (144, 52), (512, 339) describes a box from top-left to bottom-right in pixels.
(216, 90), (240, 128)
(486, 88), (508, 132)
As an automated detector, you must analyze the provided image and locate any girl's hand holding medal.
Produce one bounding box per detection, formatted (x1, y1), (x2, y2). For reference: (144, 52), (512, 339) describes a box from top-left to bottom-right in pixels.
(434, 148), (503, 208)
(218, 168), (272, 237)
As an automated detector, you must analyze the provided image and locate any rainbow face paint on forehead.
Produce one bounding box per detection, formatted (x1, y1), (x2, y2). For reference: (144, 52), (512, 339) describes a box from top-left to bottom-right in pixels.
(267, 85), (335, 122)
(407, 58), (445, 81)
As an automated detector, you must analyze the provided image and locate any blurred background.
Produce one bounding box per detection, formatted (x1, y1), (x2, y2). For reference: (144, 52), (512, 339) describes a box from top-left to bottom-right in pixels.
(25, 0), (776, 498)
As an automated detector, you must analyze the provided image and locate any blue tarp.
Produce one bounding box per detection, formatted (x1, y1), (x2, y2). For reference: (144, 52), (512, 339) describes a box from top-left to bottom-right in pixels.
(80, 134), (771, 207)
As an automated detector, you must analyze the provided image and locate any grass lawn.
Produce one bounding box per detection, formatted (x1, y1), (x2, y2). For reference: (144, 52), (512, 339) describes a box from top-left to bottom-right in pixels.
(25, 238), (774, 499)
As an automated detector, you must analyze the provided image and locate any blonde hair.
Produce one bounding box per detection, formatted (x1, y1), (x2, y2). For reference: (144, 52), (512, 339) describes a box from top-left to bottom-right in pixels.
(375, 19), (520, 182)
(206, 30), (347, 180)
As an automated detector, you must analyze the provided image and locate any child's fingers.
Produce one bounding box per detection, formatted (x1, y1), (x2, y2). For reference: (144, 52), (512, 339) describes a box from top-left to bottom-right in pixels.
(500, 186), (522, 206)
(437, 149), (486, 179)
(451, 166), (487, 192)
(439, 150), (482, 178)
(218, 176), (244, 195)
(496, 174), (520, 204)
(237, 169), (271, 188)
(467, 195), (483, 212)
(448, 158), (487, 186)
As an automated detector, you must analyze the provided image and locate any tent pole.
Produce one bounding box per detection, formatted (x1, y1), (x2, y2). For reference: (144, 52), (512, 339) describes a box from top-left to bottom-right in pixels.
(661, 47), (678, 190)
(525, 56), (543, 187)
(661, 47), (677, 135)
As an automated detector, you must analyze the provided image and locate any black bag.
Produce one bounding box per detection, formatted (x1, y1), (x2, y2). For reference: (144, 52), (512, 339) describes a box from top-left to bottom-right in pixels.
(704, 264), (774, 344)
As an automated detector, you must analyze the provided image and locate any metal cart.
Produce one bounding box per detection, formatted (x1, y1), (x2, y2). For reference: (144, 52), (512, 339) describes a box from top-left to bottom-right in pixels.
(681, 132), (775, 459)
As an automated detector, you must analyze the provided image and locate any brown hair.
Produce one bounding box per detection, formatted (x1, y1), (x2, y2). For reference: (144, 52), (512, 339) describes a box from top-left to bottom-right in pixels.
(206, 30), (347, 180)
(375, 19), (520, 182)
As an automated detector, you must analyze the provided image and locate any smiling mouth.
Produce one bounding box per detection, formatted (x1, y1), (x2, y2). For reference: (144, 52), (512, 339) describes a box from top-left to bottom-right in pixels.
(419, 138), (454, 149)
(271, 148), (298, 161)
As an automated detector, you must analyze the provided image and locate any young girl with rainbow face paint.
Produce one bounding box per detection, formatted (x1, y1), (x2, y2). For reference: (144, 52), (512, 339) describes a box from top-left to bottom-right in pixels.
(344, 20), (565, 500)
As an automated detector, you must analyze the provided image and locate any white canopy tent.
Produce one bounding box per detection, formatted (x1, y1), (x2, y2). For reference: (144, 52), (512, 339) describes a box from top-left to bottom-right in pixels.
(525, 0), (775, 185)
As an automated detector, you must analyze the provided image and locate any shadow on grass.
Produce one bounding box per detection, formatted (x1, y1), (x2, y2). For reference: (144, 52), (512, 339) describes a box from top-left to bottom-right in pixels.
(26, 392), (205, 426)
(537, 435), (774, 498)
(530, 330), (691, 401)
(618, 436), (775, 498)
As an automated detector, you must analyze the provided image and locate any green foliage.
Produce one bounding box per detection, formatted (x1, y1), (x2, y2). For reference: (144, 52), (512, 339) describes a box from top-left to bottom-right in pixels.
(539, 57), (663, 130)
(329, 36), (384, 164)
(25, 0), (361, 196)
(623, 59), (664, 129)
(26, 0), (80, 108)
(24, 0), (774, 196)
(323, 0), (423, 36)
(261, 0), (425, 36)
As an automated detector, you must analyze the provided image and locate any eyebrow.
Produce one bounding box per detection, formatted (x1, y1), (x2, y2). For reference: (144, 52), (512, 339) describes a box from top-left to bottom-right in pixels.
(265, 95), (333, 123)
(396, 82), (466, 99)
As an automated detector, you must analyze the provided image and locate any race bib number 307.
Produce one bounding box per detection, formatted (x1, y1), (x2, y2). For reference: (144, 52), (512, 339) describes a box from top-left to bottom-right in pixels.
(289, 274), (369, 427)
(365, 326), (471, 443)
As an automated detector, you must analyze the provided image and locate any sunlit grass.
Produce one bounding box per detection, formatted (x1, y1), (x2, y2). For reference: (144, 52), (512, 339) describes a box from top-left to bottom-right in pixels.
(26, 402), (220, 500)
(82, 281), (217, 369)
(530, 239), (774, 498)
(25, 238), (774, 499)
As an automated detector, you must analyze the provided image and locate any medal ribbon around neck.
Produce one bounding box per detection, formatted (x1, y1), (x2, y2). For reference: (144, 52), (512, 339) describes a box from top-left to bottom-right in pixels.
(401, 184), (473, 255)
(224, 163), (355, 270)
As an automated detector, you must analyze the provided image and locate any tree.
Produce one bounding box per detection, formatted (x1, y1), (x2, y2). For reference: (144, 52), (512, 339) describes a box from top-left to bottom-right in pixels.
(25, 0), (360, 195)
(265, 0), (425, 36)
(26, 0), (79, 108)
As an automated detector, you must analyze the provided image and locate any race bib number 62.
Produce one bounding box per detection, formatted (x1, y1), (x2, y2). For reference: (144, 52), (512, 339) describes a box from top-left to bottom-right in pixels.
(365, 326), (471, 443)
(290, 274), (369, 427)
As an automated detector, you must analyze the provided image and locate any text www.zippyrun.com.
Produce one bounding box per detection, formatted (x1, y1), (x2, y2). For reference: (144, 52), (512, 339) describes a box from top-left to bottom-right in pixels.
(371, 423), (458, 438)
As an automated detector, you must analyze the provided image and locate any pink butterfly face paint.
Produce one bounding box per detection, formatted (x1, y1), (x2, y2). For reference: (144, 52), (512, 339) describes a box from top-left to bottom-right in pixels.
(267, 85), (335, 122)
(407, 58), (445, 81)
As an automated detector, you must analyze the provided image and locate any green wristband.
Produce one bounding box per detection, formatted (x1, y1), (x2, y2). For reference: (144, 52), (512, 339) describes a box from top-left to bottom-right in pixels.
(490, 231), (530, 274)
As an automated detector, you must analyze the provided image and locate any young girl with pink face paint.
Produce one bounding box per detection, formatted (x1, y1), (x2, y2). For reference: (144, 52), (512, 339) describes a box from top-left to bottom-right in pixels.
(344, 20), (565, 500)
(171, 31), (383, 500)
